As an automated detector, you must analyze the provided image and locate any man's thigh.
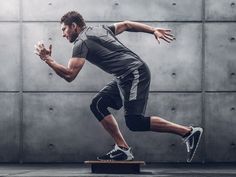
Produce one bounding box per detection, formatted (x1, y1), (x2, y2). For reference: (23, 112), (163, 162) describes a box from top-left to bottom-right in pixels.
(94, 79), (123, 110)
(118, 64), (151, 116)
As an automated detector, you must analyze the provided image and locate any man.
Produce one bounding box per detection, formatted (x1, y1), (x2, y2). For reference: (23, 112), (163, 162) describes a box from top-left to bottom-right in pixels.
(35, 11), (203, 162)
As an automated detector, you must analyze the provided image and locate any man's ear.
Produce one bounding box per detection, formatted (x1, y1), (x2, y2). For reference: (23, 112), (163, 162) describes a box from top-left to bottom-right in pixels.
(72, 22), (77, 29)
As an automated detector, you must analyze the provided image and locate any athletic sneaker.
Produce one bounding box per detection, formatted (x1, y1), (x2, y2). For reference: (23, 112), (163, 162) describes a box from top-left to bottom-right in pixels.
(183, 126), (203, 162)
(97, 144), (134, 161)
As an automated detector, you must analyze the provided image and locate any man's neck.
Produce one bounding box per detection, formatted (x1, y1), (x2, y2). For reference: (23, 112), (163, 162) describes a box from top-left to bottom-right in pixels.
(78, 26), (86, 34)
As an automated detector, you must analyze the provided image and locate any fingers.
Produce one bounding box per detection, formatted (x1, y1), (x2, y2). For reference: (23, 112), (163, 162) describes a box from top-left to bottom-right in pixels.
(165, 32), (175, 38)
(160, 36), (170, 43)
(163, 29), (171, 32)
(164, 31), (176, 40)
(161, 33), (175, 43)
(34, 44), (42, 57)
(154, 35), (160, 44)
(154, 28), (176, 44)
(37, 41), (43, 49)
(34, 41), (52, 56)
(163, 34), (175, 42)
(34, 51), (40, 56)
(34, 42), (45, 60)
(49, 44), (52, 51)
(34, 46), (42, 57)
(35, 42), (51, 50)
(156, 28), (175, 36)
(158, 34), (175, 44)
(34, 45), (40, 52)
(34, 50), (44, 61)
(49, 44), (52, 55)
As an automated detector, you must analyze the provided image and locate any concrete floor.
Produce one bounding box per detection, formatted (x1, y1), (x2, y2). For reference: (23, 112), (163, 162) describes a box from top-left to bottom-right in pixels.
(0, 163), (236, 177)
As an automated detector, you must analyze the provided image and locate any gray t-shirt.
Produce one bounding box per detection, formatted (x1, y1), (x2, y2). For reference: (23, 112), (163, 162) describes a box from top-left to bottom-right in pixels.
(72, 25), (144, 78)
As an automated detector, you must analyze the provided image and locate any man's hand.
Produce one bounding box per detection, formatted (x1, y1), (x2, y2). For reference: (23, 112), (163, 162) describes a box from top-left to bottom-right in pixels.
(154, 28), (175, 44)
(34, 41), (52, 61)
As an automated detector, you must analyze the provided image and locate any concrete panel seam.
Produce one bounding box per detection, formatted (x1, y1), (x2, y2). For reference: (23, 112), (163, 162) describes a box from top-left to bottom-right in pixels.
(20, 20), (205, 23)
(22, 91), (203, 93)
(18, 0), (24, 164)
(201, 0), (206, 163)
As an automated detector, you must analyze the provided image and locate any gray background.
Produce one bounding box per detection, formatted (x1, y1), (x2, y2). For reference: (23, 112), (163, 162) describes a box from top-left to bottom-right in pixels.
(0, 0), (235, 163)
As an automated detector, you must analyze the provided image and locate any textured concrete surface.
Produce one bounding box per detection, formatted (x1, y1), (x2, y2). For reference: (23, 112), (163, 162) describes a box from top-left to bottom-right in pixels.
(205, 23), (236, 91)
(205, 93), (236, 162)
(0, 93), (20, 162)
(22, 0), (202, 21)
(205, 0), (236, 21)
(0, 23), (20, 91)
(0, 163), (236, 177)
(0, 0), (19, 21)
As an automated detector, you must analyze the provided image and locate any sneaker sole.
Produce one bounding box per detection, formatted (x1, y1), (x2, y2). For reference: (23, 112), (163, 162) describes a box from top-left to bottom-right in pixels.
(97, 155), (134, 161)
(187, 128), (203, 163)
(97, 158), (134, 161)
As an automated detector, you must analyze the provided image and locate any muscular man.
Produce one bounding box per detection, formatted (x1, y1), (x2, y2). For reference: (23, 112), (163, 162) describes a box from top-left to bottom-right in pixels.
(35, 11), (203, 162)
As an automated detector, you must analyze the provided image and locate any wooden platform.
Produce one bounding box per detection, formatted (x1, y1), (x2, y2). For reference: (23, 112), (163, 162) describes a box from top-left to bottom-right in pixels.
(84, 160), (145, 174)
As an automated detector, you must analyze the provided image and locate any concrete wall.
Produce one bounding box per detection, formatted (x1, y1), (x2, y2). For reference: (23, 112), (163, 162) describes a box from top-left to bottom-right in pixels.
(0, 0), (235, 163)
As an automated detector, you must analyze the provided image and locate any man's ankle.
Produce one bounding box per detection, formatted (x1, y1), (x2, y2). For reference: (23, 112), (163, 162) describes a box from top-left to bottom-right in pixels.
(118, 145), (129, 150)
(182, 127), (192, 138)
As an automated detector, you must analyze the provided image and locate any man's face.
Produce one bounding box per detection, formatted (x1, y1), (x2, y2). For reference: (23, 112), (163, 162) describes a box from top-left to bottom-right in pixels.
(61, 23), (78, 43)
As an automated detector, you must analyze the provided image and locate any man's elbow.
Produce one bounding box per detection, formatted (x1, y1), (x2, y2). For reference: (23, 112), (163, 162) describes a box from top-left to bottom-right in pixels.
(123, 20), (132, 30)
(66, 78), (74, 83)
(64, 75), (75, 83)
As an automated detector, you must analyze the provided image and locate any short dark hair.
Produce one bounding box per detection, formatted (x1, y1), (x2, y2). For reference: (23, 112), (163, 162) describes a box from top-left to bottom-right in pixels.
(60, 11), (85, 27)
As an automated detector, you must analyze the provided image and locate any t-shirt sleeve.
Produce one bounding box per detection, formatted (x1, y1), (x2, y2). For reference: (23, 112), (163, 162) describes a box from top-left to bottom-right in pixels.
(107, 24), (116, 34)
(72, 40), (88, 58)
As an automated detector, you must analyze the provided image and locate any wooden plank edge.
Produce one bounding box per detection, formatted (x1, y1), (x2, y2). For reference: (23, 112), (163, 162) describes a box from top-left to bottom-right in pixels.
(84, 160), (145, 165)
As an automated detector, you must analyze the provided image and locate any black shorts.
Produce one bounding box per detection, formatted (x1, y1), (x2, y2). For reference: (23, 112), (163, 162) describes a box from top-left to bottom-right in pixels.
(97, 63), (151, 116)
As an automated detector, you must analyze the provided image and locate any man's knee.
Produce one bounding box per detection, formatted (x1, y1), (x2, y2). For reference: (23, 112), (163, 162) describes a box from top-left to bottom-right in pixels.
(90, 96), (111, 121)
(125, 115), (150, 131)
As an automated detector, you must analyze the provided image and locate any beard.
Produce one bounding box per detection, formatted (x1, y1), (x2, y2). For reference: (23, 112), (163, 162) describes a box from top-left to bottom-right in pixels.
(69, 31), (79, 43)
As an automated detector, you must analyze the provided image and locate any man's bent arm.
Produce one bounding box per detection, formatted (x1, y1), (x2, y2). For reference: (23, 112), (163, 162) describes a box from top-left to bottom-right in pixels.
(114, 21), (155, 35)
(114, 21), (175, 44)
(44, 56), (85, 82)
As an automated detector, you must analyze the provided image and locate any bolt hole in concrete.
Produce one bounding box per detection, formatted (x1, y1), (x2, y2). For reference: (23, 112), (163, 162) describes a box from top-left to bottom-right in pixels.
(48, 37), (52, 41)
(230, 37), (235, 42)
(114, 2), (119, 6)
(171, 72), (176, 78)
(49, 72), (53, 77)
(231, 2), (235, 7)
(49, 107), (54, 111)
(48, 144), (55, 150)
(171, 107), (176, 112)
(231, 142), (236, 147)
(172, 2), (176, 6)
(231, 107), (235, 111)
(48, 2), (52, 5)
(231, 72), (235, 76)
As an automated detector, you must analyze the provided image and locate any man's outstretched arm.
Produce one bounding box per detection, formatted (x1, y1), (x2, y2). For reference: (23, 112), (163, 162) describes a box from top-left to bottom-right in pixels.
(114, 21), (175, 44)
(34, 42), (85, 82)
